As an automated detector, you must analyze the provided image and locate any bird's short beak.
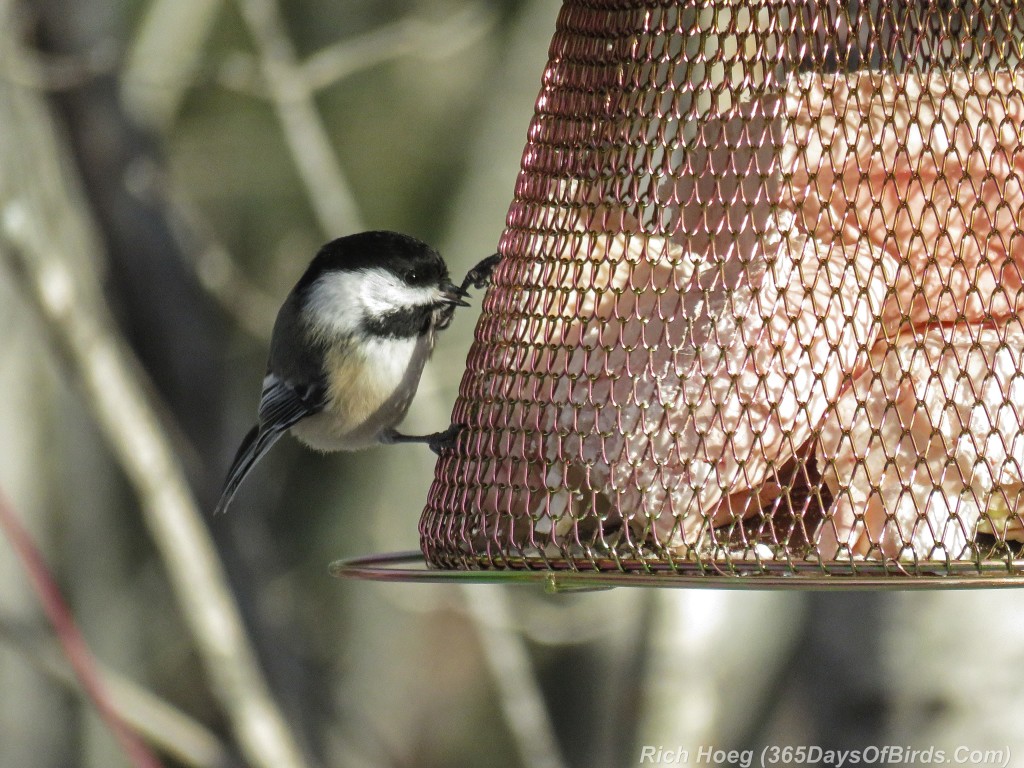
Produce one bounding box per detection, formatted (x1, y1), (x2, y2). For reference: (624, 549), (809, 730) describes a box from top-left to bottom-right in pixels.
(440, 280), (471, 307)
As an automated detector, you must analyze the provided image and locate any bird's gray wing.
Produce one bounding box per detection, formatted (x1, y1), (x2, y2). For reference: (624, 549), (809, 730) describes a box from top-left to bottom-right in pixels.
(257, 372), (327, 429)
(214, 373), (326, 514)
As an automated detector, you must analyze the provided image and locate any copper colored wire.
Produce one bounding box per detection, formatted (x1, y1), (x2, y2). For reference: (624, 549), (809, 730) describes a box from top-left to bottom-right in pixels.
(422, 1), (1024, 578)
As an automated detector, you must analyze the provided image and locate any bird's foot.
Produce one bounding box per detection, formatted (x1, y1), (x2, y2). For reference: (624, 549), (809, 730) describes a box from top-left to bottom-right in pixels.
(426, 423), (464, 456)
(382, 424), (464, 455)
(459, 252), (501, 293)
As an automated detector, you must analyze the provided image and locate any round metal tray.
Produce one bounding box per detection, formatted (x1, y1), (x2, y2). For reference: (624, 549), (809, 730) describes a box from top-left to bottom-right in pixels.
(330, 552), (1024, 592)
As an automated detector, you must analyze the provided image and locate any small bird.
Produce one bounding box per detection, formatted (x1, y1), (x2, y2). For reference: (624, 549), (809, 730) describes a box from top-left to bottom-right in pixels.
(215, 230), (499, 514)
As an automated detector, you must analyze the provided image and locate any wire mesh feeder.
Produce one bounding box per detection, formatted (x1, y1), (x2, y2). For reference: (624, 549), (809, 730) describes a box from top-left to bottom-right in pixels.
(336, 0), (1024, 588)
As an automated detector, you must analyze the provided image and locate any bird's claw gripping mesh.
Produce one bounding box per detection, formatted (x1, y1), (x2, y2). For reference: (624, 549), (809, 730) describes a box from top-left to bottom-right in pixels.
(421, 1), (1024, 581)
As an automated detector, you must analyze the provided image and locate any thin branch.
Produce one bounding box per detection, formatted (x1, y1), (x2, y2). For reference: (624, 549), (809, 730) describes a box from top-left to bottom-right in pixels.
(124, 158), (278, 340)
(169, 5), (491, 328)
(0, 614), (236, 768)
(299, 6), (496, 93)
(120, 0), (225, 130)
(213, 50), (268, 98)
(0, 202), (311, 768)
(0, 488), (163, 768)
(235, 0), (365, 235)
(0, 41), (118, 91)
(459, 586), (569, 768)
(0, 17), (311, 768)
(213, 7), (494, 101)
(187, 238), (280, 339)
(121, 0), (492, 127)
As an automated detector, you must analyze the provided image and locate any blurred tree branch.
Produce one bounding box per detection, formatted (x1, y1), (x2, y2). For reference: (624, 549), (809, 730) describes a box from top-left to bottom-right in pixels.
(123, 0), (494, 131)
(0, 10), (310, 768)
(0, 614), (237, 768)
(0, 40), (117, 91)
(125, 6), (570, 767)
(0, 488), (163, 768)
(461, 587), (569, 768)
(48, 3), (575, 768)
(165, 186), (280, 340)
(124, 158), (279, 340)
(119, 3), (496, 344)
(217, 6), (495, 99)
(121, 0), (223, 130)
(235, 0), (364, 235)
(296, 5), (494, 93)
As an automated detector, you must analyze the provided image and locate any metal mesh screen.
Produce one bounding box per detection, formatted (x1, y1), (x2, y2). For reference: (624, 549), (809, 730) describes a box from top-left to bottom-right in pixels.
(421, 0), (1024, 579)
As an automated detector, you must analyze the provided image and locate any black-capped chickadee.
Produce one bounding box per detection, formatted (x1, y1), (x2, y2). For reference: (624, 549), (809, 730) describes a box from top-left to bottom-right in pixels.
(215, 230), (499, 515)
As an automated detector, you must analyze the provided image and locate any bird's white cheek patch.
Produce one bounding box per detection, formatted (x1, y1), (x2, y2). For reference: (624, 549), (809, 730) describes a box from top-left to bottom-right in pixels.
(304, 271), (364, 337)
(305, 269), (444, 339)
(359, 271), (444, 317)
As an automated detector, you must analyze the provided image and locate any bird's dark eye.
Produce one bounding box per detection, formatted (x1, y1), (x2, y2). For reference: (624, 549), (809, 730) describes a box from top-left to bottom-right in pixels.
(404, 269), (422, 284)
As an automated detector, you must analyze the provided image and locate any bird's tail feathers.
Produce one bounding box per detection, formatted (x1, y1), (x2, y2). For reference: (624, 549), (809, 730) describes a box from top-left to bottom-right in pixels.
(214, 425), (286, 515)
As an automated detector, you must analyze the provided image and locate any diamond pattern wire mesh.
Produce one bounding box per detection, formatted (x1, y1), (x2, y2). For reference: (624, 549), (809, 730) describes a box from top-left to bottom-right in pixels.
(421, 0), (1024, 580)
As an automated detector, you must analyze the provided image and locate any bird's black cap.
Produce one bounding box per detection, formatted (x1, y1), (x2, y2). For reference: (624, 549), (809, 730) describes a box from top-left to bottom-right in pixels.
(295, 230), (449, 295)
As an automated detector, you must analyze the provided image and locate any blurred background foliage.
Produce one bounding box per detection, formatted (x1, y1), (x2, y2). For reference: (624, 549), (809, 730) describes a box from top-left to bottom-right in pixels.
(1, 1), (1024, 767)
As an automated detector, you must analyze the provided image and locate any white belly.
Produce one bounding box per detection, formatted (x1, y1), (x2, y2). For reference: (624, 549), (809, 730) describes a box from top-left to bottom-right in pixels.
(292, 334), (435, 451)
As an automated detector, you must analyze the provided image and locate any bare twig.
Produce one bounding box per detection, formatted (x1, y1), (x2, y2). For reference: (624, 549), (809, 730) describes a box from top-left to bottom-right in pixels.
(123, 157), (278, 340)
(177, 234), (280, 340)
(0, 614), (236, 768)
(0, 201), (310, 768)
(215, 6), (495, 100)
(0, 488), (164, 768)
(0, 41), (118, 91)
(235, 0), (365, 235)
(0, 16), (310, 768)
(299, 6), (495, 93)
(127, 3), (491, 337)
(121, 0), (225, 130)
(213, 50), (267, 98)
(459, 587), (569, 768)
